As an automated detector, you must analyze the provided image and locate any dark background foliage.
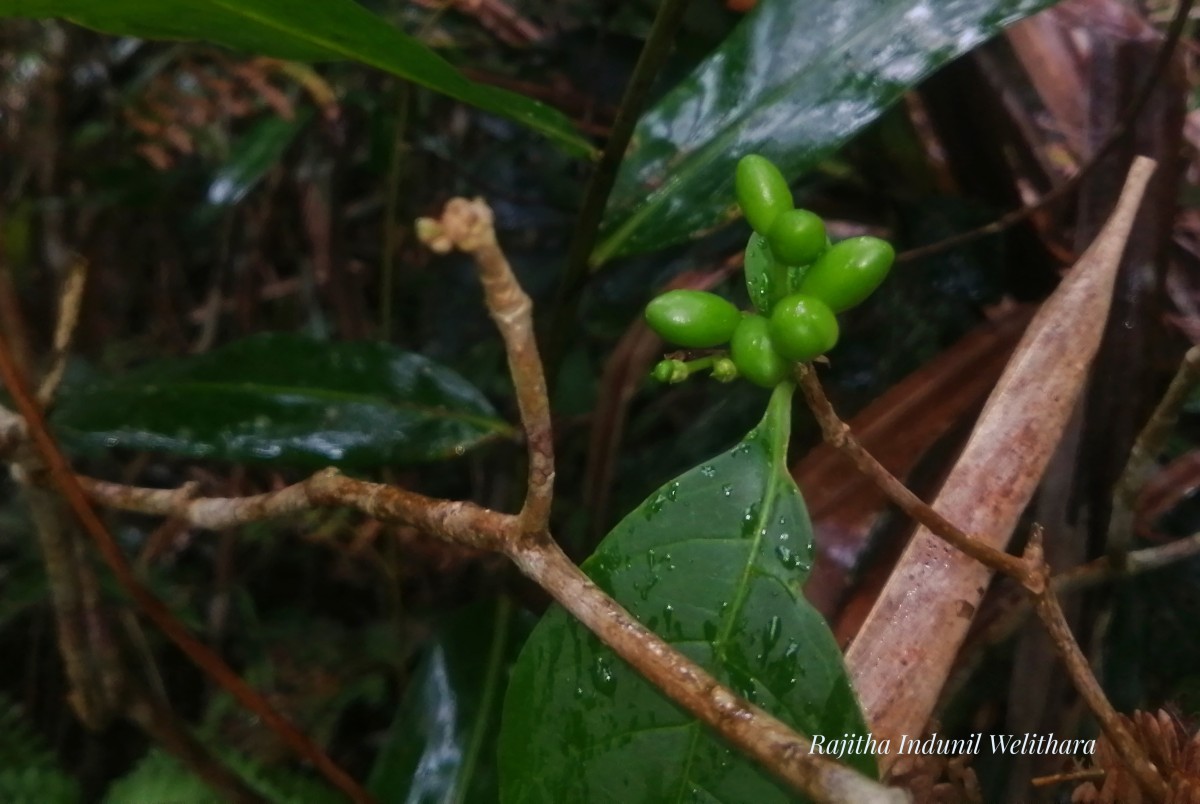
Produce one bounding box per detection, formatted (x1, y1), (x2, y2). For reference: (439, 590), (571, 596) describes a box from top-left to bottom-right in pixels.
(1, 0), (1198, 801)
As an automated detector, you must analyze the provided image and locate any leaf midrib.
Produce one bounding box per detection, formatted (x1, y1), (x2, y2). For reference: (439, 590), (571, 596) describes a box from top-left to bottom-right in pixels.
(673, 384), (793, 802)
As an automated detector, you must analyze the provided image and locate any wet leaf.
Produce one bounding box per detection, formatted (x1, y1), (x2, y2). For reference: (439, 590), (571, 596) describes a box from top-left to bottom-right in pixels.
(499, 384), (873, 802)
(743, 232), (783, 314)
(0, 0), (592, 157)
(369, 599), (531, 804)
(52, 334), (514, 468)
(593, 0), (1059, 263)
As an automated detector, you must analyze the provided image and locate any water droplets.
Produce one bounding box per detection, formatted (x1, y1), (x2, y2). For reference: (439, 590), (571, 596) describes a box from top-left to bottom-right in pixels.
(591, 656), (617, 696)
(775, 543), (804, 570)
(764, 615), (782, 651)
(740, 503), (761, 536)
(251, 443), (282, 459)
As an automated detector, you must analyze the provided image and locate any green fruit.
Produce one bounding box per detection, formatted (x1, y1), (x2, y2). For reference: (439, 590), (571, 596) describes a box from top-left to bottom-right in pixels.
(644, 290), (741, 348)
(730, 314), (790, 388)
(796, 236), (895, 313)
(768, 294), (839, 363)
(767, 209), (826, 266)
(736, 154), (793, 236)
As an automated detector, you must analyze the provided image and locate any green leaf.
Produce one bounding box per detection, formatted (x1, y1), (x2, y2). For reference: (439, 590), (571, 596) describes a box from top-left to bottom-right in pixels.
(0, 0), (593, 158)
(499, 384), (874, 803)
(104, 746), (342, 804)
(369, 598), (530, 804)
(593, 0), (1059, 263)
(52, 334), (515, 469)
(207, 111), (311, 208)
(743, 232), (784, 314)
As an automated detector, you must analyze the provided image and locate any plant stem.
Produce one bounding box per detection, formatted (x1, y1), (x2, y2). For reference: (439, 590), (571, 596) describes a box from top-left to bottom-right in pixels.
(0, 330), (377, 804)
(543, 0), (693, 379)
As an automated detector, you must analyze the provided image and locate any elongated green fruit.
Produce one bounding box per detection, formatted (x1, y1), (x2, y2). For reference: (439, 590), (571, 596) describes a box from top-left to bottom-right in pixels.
(768, 294), (839, 363)
(796, 236), (895, 313)
(767, 208), (826, 266)
(736, 154), (793, 236)
(644, 290), (741, 348)
(730, 314), (789, 388)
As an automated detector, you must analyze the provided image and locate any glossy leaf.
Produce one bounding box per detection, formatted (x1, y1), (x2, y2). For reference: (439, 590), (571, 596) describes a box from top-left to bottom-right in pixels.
(369, 599), (530, 804)
(499, 384), (874, 803)
(0, 0), (592, 157)
(743, 232), (783, 314)
(52, 334), (514, 468)
(593, 0), (1059, 262)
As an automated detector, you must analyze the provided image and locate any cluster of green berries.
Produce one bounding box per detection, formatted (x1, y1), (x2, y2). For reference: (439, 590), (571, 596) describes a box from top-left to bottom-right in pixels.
(644, 154), (895, 388)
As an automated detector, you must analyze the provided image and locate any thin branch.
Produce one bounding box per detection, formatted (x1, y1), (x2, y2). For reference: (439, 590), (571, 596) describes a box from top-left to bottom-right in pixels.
(511, 537), (908, 803)
(795, 365), (1035, 584)
(797, 366), (1167, 800)
(897, 0), (1191, 264)
(545, 0), (694, 371)
(0, 332), (377, 804)
(0, 196), (912, 802)
(62, 465), (908, 800)
(416, 198), (554, 533)
(1106, 345), (1200, 562)
(1023, 531), (1167, 801)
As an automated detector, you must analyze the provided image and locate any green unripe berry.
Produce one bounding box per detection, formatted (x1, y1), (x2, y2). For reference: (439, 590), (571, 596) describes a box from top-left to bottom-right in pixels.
(730, 314), (789, 388)
(766, 209), (826, 266)
(644, 290), (741, 348)
(768, 294), (839, 363)
(736, 154), (793, 236)
(796, 236), (894, 313)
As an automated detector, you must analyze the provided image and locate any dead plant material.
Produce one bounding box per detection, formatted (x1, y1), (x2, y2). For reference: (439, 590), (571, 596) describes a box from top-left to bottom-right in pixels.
(844, 159), (1155, 766)
(889, 750), (984, 804)
(1072, 711), (1200, 803)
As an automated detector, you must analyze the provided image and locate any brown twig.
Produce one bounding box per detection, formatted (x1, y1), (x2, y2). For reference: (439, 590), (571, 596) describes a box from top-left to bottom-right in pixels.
(897, 0), (1191, 264)
(16, 467), (901, 801)
(509, 537), (908, 803)
(414, 197), (906, 799)
(1030, 767), (1105, 788)
(796, 365), (1035, 584)
(1, 195), (910, 803)
(838, 156), (1155, 783)
(797, 366), (1167, 800)
(1022, 530), (1166, 800)
(0, 334), (376, 804)
(416, 198), (554, 534)
(41, 465), (906, 800)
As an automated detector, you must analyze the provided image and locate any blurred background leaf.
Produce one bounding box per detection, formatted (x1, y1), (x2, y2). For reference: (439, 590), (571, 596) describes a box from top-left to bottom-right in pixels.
(369, 598), (531, 804)
(0, 0), (593, 156)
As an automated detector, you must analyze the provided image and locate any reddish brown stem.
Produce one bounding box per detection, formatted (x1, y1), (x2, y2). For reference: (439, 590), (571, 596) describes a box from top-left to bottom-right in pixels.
(0, 330), (376, 804)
